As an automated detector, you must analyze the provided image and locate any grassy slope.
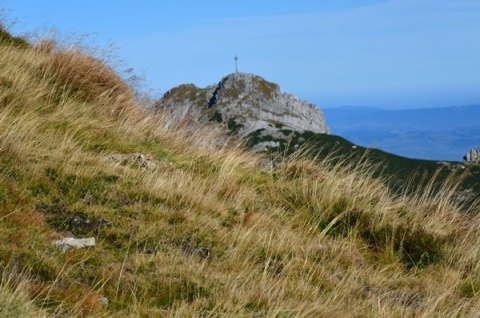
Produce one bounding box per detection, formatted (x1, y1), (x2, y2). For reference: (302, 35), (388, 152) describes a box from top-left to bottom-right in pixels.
(247, 128), (480, 198)
(2, 29), (480, 317)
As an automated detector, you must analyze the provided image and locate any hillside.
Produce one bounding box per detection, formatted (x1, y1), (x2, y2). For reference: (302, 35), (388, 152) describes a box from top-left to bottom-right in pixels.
(246, 129), (480, 199)
(156, 73), (480, 200)
(2, 27), (480, 317)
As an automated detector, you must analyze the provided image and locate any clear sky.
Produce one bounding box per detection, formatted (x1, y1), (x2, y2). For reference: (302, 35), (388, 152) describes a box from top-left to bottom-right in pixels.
(2, 0), (480, 109)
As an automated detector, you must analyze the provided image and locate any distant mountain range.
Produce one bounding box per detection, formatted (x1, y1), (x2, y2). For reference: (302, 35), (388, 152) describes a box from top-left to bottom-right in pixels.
(323, 105), (480, 161)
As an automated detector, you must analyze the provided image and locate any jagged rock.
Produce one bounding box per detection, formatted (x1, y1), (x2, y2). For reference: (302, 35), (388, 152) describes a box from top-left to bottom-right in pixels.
(464, 147), (480, 163)
(155, 73), (329, 150)
(252, 141), (281, 152)
(52, 237), (95, 252)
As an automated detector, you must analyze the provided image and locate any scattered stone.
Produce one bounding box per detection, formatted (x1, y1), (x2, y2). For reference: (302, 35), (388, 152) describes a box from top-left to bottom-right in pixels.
(436, 161), (469, 173)
(109, 152), (173, 170)
(52, 237), (95, 252)
(99, 296), (109, 306)
(71, 214), (109, 230)
(37, 203), (111, 236)
(251, 141), (281, 152)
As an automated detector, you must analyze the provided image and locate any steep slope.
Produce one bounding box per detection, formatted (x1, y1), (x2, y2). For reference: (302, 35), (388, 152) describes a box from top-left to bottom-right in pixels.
(246, 127), (480, 198)
(2, 27), (480, 317)
(156, 73), (328, 148)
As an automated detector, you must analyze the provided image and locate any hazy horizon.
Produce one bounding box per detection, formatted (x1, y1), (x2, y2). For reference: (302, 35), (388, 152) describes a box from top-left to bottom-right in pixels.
(317, 98), (480, 110)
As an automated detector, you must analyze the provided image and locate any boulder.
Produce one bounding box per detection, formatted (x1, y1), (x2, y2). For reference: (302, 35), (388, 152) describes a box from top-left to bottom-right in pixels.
(52, 237), (96, 252)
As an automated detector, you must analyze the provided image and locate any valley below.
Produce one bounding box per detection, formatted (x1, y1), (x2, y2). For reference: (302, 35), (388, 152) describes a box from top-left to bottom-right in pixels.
(324, 105), (480, 161)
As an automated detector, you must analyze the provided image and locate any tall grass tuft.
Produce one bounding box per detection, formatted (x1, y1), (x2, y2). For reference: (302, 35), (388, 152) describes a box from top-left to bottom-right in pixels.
(44, 50), (135, 114)
(0, 266), (49, 318)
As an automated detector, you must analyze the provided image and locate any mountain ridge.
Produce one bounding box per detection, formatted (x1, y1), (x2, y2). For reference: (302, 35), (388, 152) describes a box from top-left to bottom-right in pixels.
(156, 72), (329, 148)
(154, 72), (480, 197)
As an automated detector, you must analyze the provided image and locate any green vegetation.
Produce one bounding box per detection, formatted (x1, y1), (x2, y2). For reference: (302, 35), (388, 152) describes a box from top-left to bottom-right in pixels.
(0, 26), (28, 48)
(209, 110), (223, 123)
(247, 128), (480, 197)
(227, 118), (244, 135)
(162, 84), (200, 104)
(251, 75), (278, 98)
(1, 25), (480, 317)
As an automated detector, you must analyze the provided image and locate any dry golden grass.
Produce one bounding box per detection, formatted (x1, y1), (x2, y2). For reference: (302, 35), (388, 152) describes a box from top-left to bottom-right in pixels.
(47, 51), (133, 109)
(1, 28), (480, 317)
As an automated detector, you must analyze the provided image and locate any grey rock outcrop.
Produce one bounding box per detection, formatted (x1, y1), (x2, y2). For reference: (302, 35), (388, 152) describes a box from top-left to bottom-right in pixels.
(464, 147), (480, 163)
(155, 73), (328, 148)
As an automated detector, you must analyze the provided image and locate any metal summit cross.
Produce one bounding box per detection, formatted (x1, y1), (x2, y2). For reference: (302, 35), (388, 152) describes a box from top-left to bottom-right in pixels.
(234, 55), (239, 73)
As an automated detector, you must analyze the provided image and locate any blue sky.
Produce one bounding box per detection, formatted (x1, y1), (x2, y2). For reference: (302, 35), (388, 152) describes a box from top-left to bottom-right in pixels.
(2, 0), (480, 109)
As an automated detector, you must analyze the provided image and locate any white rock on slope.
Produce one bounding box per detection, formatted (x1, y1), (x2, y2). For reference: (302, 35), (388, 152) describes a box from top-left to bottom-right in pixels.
(52, 237), (96, 252)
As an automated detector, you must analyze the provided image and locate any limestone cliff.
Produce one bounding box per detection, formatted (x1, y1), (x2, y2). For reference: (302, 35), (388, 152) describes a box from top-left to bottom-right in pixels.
(465, 147), (480, 163)
(155, 73), (328, 149)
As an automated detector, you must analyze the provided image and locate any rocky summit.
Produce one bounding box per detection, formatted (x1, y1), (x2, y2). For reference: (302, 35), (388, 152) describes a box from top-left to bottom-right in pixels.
(155, 73), (329, 149)
(465, 147), (480, 163)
